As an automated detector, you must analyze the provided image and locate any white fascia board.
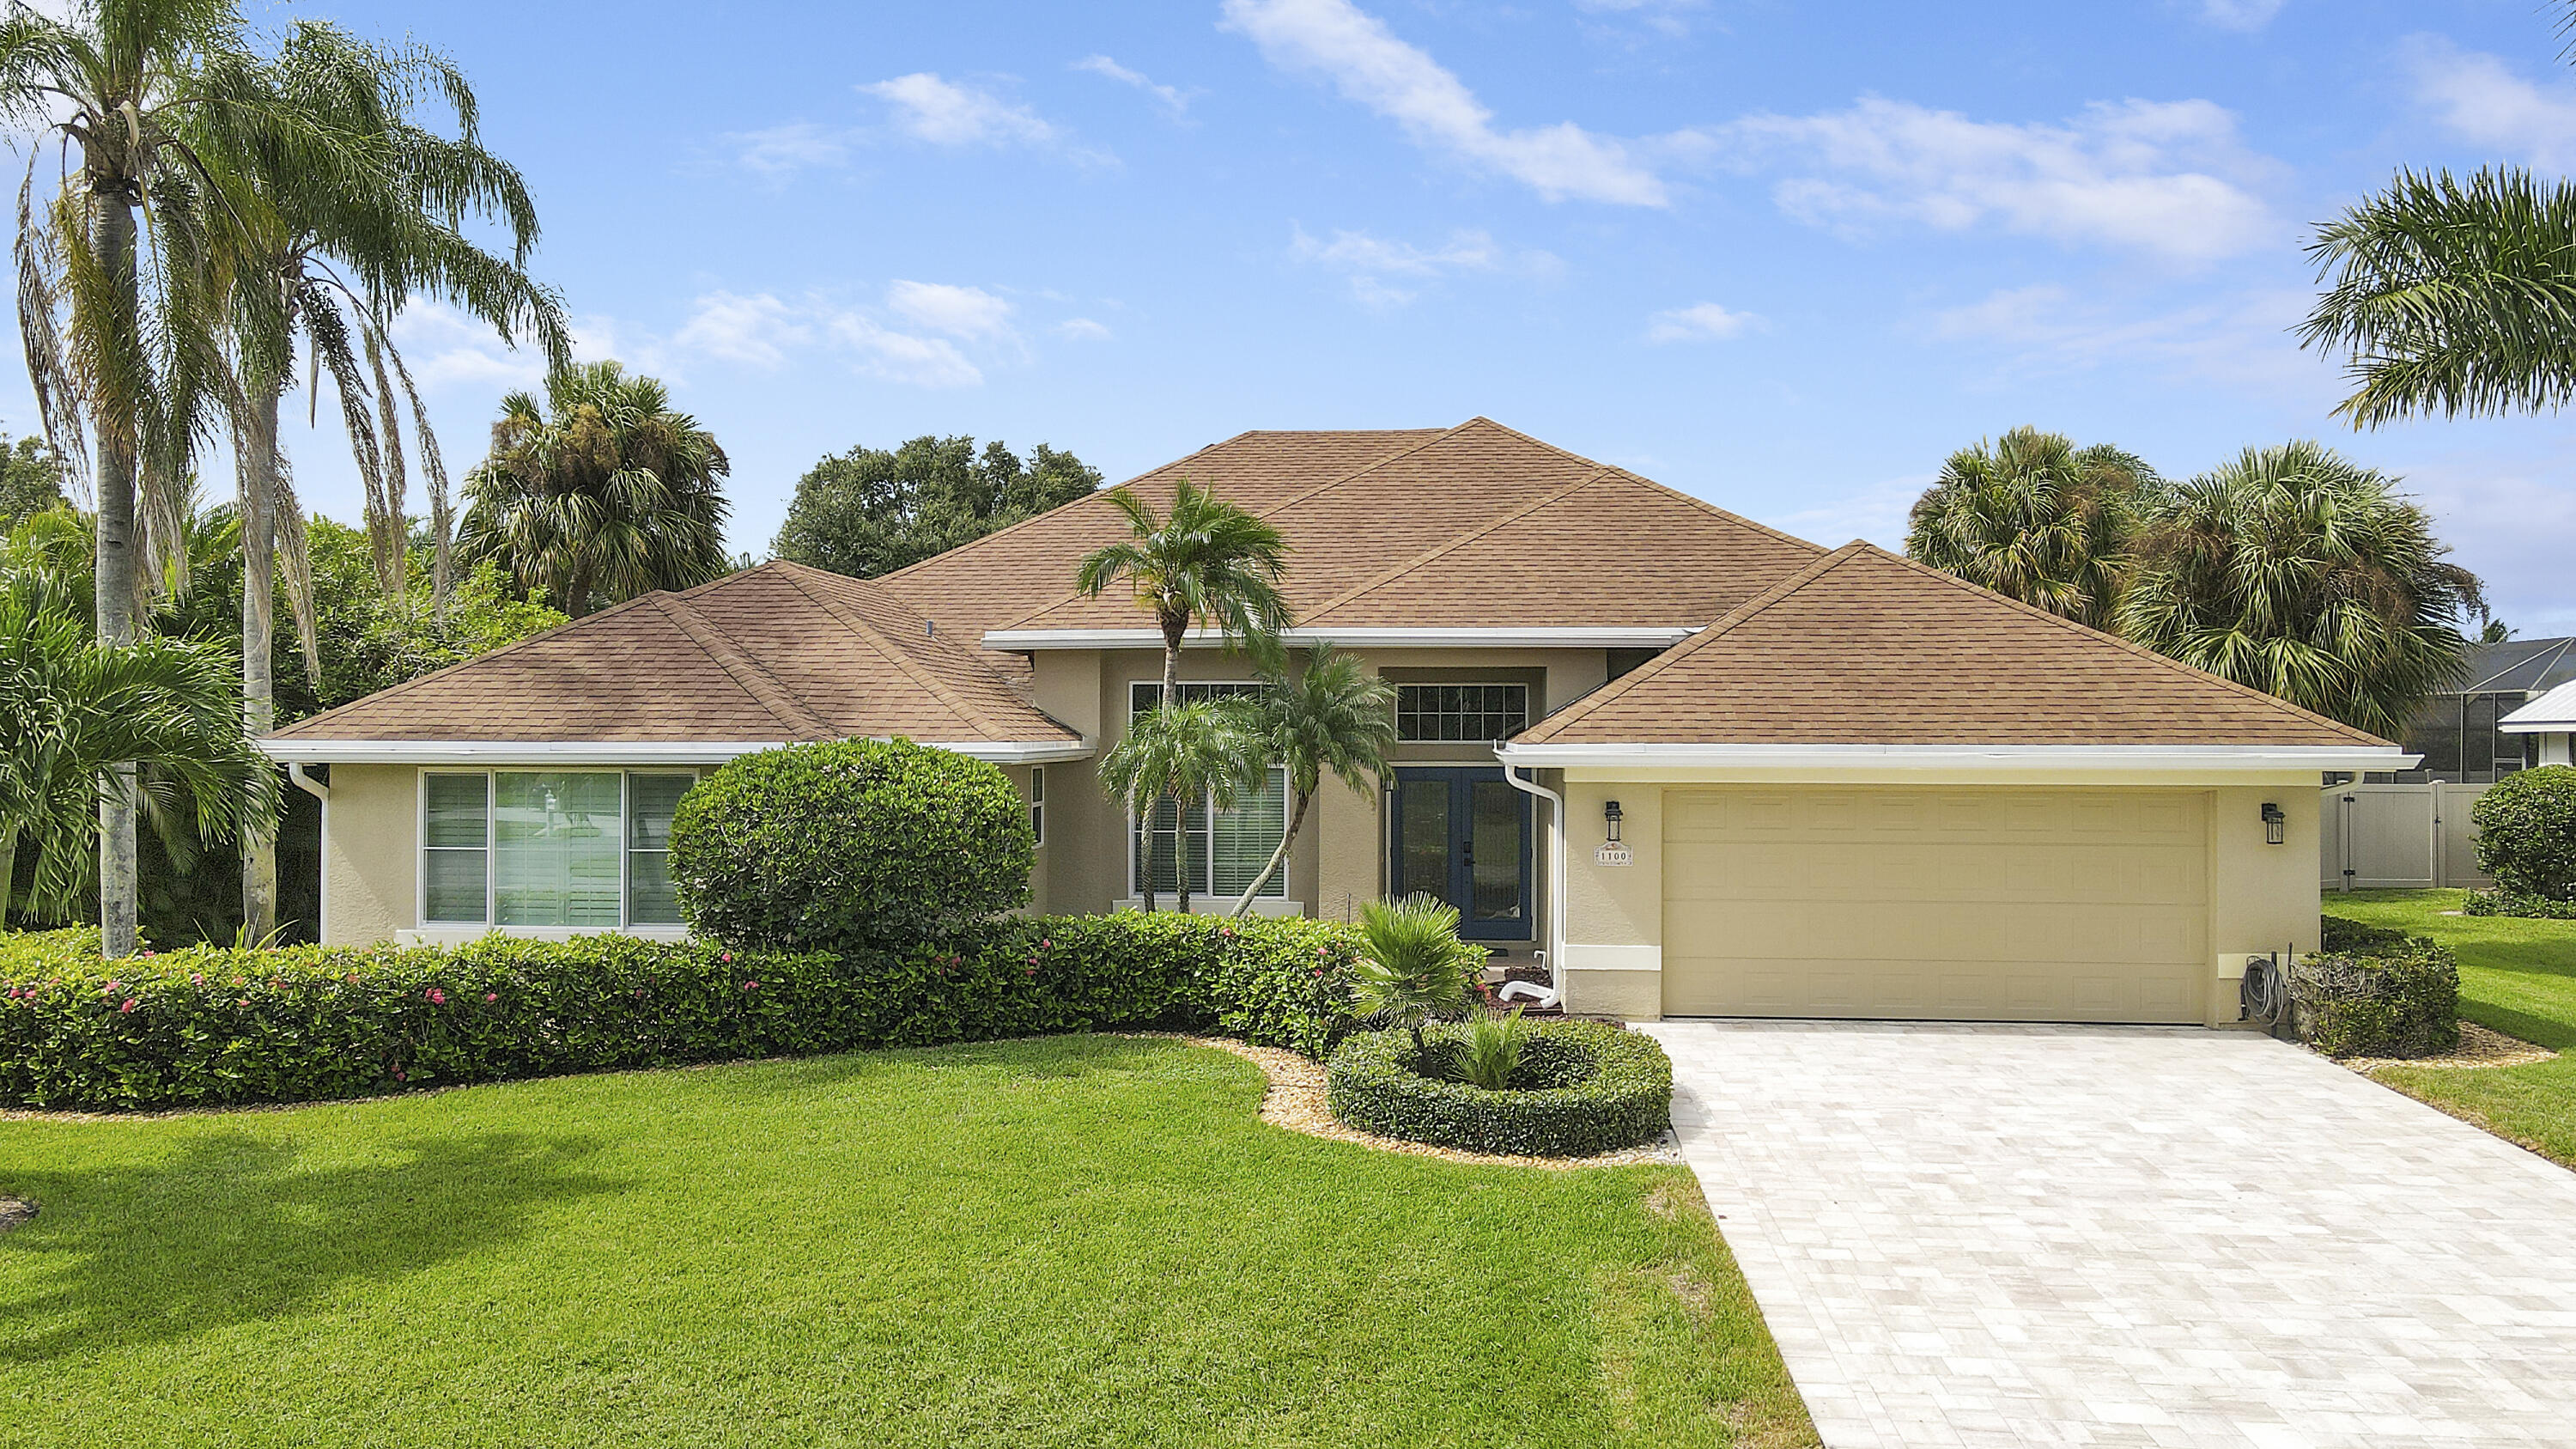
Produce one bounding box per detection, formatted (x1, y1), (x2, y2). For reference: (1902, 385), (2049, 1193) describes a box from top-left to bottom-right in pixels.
(2500, 682), (2576, 734)
(1492, 742), (2418, 775)
(980, 625), (1698, 651)
(257, 738), (1094, 766)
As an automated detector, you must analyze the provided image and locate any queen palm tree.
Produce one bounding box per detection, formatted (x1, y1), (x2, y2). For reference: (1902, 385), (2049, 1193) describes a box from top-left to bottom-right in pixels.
(1905, 427), (2154, 632)
(1073, 475), (1291, 711)
(1, 0), (368, 956)
(457, 362), (730, 618)
(1099, 697), (1263, 914)
(2117, 442), (2483, 738)
(1230, 646), (1394, 916)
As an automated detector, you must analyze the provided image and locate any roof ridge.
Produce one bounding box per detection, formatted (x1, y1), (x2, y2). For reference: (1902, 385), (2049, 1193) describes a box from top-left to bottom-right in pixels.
(1517, 545), (1862, 743)
(1302, 467), (1613, 624)
(1452, 418), (1832, 560)
(984, 418), (1485, 634)
(775, 564), (1027, 742)
(650, 593), (835, 740)
(870, 431), (1255, 588)
(1855, 543), (2389, 746)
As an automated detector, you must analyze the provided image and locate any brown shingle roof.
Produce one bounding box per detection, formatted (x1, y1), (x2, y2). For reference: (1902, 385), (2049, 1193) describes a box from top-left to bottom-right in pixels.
(1517, 543), (2390, 748)
(267, 561), (1080, 746)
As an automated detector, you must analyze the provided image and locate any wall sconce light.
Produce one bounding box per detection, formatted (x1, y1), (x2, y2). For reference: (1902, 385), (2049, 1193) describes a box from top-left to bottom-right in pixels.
(2261, 802), (2286, 846)
(1604, 799), (1624, 845)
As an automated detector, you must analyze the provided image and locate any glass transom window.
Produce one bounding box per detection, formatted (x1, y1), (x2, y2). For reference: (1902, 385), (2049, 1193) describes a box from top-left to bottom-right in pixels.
(421, 770), (696, 930)
(1396, 684), (1528, 742)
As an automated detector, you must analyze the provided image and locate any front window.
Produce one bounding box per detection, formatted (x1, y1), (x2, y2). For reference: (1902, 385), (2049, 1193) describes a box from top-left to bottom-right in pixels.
(422, 770), (695, 930)
(1127, 682), (1286, 899)
(1396, 683), (1528, 742)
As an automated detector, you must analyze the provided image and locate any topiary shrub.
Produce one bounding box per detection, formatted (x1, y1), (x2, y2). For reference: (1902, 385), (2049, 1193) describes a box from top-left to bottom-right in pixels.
(670, 738), (1034, 953)
(2289, 941), (2459, 1059)
(2470, 765), (2576, 904)
(1326, 1019), (1672, 1157)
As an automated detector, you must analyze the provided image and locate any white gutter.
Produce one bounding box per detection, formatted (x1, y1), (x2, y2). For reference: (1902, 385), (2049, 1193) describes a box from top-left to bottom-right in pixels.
(981, 625), (1697, 651)
(253, 738), (1097, 766)
(287, 763), (330, 800)
(1493, 743), (2415, 775)
(1499, 764), (1565, 1011)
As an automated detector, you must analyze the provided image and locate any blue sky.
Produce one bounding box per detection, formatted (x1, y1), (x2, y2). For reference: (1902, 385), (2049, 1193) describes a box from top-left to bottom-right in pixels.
(24, 0), (2576, 630)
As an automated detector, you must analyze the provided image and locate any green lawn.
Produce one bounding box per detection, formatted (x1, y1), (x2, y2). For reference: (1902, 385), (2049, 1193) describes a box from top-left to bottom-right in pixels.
(0, 1035), (1812, 1449)
(2326, 889), (2576, 1167)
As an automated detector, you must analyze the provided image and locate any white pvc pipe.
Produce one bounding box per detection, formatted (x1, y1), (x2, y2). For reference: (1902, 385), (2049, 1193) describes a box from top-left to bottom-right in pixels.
(1500, 764), (1564, 1008)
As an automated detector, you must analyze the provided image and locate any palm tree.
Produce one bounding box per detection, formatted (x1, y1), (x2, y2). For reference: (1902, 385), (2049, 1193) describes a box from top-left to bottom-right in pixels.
(1, 0), (364, 956)
(0, 563), (276, 926)
(1098, 697), (1263, 913)
(2117, 441), (2484, 738)
(1905, 427), (2154, 632)
(1073, 476), (1291, 711)
(1229, 645), (1394, 916)
(1344, 892), (1485, 1056)
(217, 22), (567, 937)
(457, 362), (731, 617)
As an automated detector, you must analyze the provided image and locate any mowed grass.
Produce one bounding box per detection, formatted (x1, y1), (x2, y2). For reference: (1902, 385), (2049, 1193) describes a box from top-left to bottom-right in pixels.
(0, 1035), (1814, 1449)
(2330, 889), (2576, 1167)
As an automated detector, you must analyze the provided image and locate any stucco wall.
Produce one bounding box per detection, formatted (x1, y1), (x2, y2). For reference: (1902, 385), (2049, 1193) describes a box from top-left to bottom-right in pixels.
(320, 764), (416, 945)
(1559, 780), (1662, 1017)
(2211, 784), (2320, 1020)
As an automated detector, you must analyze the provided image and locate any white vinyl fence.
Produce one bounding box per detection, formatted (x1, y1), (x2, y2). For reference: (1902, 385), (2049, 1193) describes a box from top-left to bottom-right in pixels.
(2319, 782), (2491, 892)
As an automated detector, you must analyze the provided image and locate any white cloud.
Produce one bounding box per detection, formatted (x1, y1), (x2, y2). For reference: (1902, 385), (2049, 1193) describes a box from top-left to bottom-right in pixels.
(1761, 474), (1930, 550)
(727, 121), (860, 176)
(1646, 301), (1759, 343)
(2198, 0), (2286, 31)
(1073, 54), (1188, 113)
(1057, 317), (1115, 341)
(1924, 282), (2336, 398)
(389, 303), (641, 391)
(672, 292), (812, 369)
(2403, 466), (2576, 634)
(1220, 0), (1668, 205)
(1289, 224), (1557, 306)
(1576, 0), (1706, 40)
(1697, 96), (2276, 263)
(2403, 35), (2576, 174)
(886, 280), (1017, 341)
(828, 314), (984, 388)
(862, 72), (1060, 148)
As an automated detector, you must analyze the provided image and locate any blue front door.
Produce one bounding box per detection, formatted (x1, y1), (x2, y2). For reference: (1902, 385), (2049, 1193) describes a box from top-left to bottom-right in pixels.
(1389, 767), (1533, 941)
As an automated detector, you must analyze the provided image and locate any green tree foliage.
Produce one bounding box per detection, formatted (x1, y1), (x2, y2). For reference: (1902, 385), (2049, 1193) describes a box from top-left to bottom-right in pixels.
(0, 435), (65, 526)
(458, 362), (730, 618)
(1074, 476), (1291, 711)
(1343, 892), (1485, 1054)
(771, 435), (1101, 578)
(1905, 427), (2154, 631)
(1098, 699), (1265, 914)
(1230, 646), (1395, 916)
(2470, 765), (2576, 903)
(2117, 442), (2483, 738)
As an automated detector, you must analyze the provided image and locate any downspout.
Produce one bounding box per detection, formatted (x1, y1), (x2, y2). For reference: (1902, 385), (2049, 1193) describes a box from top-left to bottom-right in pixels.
(1500, 763), (1564, 1009)
(288, 762), (330, 801)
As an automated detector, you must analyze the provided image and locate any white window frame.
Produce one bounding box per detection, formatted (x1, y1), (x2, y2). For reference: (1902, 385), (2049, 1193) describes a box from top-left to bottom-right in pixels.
(414, 768), (698, 941)
(1395, 682), (1530, 744)
(1029, 765), (1046, 848)
(1123, 680), (1289, 903)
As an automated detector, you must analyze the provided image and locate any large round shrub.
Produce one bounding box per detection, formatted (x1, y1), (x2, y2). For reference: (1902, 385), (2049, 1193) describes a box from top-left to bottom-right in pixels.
(2471, 765), (2576, 902)
(1326, 1019), (1672, 1157)
(669, 738), (1033, 952)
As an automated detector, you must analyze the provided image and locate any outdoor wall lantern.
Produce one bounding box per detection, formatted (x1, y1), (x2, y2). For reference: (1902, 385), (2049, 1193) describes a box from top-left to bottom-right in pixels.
(2261, 802), (2287, 846)
(1604, 799), (1624, 845)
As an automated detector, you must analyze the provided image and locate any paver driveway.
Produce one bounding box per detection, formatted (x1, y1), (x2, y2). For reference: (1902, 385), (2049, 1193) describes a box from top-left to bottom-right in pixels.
(1639, 1021), (2576, 1449)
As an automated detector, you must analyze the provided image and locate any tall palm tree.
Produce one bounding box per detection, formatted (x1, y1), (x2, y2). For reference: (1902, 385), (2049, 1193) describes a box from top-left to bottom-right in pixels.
(0, 0), (365, 956)
(2117, 441), (2484, 739)
(1099, 697), (1262, 914)
(1905, 427), (2154, 632)
(216, 22), (567, 938)
(0, 562), (275, 926)
(1073, 476), (1291, 711)
(1230, 645), (1394, 916)
(457, 362), (730, 618)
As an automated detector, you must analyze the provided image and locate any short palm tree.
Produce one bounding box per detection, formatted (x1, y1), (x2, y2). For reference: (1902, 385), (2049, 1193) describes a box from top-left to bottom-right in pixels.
(1098, 697), (1263, 914)
(0, 563), (276, 925)
(2117, 441), (2484, 738)
(1229, 646), (1394, 916)
(457, 362), (731, 618)
(1905, 427), (2154, 632)
(1345, 892), (1485, 1055)
(1073, 476), (1292, 710)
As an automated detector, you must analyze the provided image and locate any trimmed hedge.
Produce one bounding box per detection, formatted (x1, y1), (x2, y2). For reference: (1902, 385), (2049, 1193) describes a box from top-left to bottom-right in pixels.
(2464, 889), (2576, 920)
(2320, 914), (2410, 955)
(0, 914), (1364, 1111)
(1325, 1020), (1672, 1157)
(2470, 765), (2576, 904)
(2289, 940), (2460, 1059)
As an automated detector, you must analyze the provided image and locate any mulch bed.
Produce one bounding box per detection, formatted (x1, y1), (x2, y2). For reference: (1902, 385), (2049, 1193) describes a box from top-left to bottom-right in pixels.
(2344, 1021), (2557, 1074)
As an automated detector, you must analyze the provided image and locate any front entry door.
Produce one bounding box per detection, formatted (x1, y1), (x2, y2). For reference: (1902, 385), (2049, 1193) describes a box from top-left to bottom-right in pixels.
(1390, 767), (1533, 941)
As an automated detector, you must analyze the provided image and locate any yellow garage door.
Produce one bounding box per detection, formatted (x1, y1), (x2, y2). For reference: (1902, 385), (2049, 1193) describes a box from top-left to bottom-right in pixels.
(1662, 787), (2209, 1023)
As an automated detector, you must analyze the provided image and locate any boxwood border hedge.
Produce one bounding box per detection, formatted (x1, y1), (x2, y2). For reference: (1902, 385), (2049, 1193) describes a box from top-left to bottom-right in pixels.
(1325, 1019), (1672, 1157)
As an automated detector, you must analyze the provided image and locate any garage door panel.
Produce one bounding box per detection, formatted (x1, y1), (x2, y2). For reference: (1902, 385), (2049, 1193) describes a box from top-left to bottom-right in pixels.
(1662, 788), (2209, 1025)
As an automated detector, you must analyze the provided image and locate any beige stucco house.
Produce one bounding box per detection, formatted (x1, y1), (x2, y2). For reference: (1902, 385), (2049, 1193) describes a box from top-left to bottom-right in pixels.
(258, 419), (2409, 1026)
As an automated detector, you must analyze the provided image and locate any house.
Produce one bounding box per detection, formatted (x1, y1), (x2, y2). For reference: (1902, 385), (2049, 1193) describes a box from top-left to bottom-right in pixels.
(2385, 635), (2576, 782)
(258, 419), (2407, 1026)
(2502, 682), (2576, 768)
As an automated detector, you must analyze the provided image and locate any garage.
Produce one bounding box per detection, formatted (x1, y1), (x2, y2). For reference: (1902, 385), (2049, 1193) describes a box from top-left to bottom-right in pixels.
(1659, 786), (2211, 1022)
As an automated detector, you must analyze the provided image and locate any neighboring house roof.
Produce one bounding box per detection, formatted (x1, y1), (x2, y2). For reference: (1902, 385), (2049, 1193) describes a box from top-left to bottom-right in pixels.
(2458, 636), (2576, 696)
(1509, 543), (2391, 752)
(259, 561), (1083, 761)
(2500, 681), (2576, 734)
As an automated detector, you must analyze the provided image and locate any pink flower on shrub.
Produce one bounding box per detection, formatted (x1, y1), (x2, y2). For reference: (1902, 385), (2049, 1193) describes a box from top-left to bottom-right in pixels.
(485, 992), (498, 1003)
(120, 999), (137, 1013)
(1040, 938), (1051, 950)
(743, 980), (758, 991)
(393, 1068), (406, 1081)
(190, 972), (204, 986)
(426, 988), (447, 1005)
(1315, 947), (1327, 958)
(720, 952), (733, 964)
(1024, 966), (1038, 977)
(140, 951), (155, 959)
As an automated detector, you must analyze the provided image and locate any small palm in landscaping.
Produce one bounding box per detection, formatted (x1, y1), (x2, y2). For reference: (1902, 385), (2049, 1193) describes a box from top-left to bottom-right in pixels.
(1098, 698), (1264, 913)
(1446, 1007), (1530, 1089)
(1230, 645), (1395, 916)
(1346, 892), (1485, 1053)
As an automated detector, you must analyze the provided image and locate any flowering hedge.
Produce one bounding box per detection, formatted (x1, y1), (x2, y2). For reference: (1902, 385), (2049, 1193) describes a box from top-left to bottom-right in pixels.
(0, 914), (1363, 1111)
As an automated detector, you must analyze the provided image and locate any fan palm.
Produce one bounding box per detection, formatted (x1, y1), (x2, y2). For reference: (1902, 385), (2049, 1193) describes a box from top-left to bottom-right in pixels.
(0, 0), (370, 955)
(1098, 697), (1263, 913)
(1905, 427), (2154, 632)
(1229, 645), (1394, 916)
(1345, 892), (1485, 1055)
(457, 362), (730, 618)
(1073, 475), (1291, 711)
(2117, 441), (2483, 738)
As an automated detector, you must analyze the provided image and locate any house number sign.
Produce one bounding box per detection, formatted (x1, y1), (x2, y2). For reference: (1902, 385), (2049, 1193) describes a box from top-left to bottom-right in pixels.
(1595, 843), (1633, 867)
